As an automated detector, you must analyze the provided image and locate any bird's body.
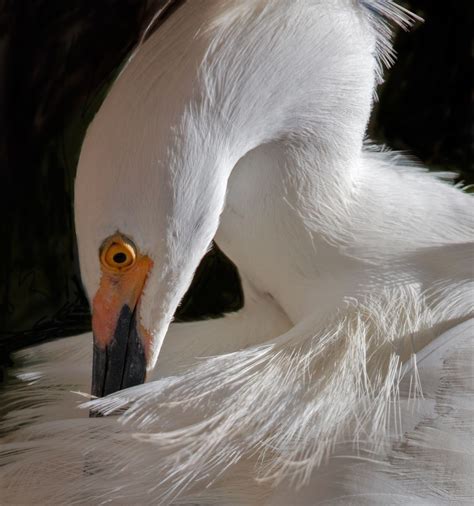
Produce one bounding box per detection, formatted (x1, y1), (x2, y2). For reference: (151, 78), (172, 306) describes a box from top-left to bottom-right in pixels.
(1, 0), (473, 504)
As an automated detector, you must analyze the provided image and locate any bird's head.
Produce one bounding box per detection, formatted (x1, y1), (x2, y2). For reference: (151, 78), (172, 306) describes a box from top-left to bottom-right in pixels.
(75, 1), (382, 397)
(74, 49), (232, 397)
(75, 4), (237, 398)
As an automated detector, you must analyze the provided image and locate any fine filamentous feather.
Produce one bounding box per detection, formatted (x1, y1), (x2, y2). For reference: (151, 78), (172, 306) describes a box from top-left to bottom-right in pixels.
(1, 308), (472, 504)
(1, 1), (472, 504)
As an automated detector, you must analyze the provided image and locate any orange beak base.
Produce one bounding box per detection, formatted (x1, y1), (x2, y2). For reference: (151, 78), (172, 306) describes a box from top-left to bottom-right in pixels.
(90, 254), (152, 411)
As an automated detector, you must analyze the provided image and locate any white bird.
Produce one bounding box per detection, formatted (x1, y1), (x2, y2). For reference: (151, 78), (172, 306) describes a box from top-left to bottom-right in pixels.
(1, 0), (473, 504)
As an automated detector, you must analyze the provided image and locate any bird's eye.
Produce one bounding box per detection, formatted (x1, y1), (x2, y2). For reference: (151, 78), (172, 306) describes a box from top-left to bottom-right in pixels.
(100, 236), (137, 271)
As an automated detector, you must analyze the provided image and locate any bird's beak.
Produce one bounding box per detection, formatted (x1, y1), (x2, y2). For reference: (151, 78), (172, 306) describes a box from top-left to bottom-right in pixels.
(91, 256), (153, 398)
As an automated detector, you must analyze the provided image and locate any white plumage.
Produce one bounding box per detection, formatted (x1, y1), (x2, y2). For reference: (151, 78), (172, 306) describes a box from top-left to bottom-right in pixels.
(1, 1), (472, 504)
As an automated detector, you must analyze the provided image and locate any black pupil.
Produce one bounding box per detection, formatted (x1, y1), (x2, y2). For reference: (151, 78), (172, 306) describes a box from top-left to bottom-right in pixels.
(113, 252), (127, 264)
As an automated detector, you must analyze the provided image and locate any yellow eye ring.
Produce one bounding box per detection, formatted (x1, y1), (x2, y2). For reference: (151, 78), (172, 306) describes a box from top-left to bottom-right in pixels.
(100, 235), (137, 272)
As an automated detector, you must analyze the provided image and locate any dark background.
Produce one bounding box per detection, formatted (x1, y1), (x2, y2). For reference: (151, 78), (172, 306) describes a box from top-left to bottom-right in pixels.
(0, 1), (472, 371)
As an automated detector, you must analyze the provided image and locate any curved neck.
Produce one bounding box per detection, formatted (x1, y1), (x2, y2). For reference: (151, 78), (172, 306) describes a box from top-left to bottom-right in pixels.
(79, 0), (379, 366)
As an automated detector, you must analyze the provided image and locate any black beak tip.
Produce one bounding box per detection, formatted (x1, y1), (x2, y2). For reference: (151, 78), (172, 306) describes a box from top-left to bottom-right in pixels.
(91, 305), (147, 410)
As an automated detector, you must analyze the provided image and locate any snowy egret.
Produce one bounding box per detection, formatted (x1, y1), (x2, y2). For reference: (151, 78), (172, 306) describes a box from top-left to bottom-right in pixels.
(1, 0), (472, 504)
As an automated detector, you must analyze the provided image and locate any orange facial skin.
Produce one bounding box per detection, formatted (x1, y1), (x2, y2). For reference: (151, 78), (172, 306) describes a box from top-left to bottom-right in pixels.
(92, 234), (153, 360)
